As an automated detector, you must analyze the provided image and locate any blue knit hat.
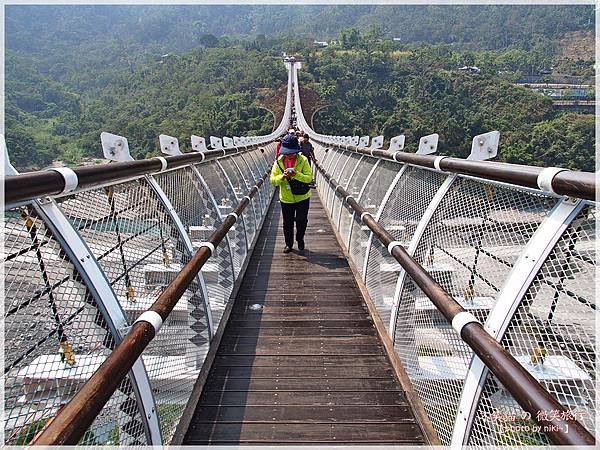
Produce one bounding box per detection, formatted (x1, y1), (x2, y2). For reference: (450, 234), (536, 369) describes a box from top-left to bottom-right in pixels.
(280, 134), (301, 155)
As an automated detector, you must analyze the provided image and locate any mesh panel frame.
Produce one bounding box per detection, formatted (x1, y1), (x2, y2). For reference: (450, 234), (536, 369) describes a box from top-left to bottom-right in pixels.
(3, 205), (149, 445)
(331, 154), (362, 227)
(152, 167), (234, 330)
(392, 176), (559, 444)
(365, 167), (448, 329)
(467, 202), (596, 446)
(55, 177), (210, 443)
(325, 151), (352, 213)
(347, 159), (400, 275)
(195, 161), (248, 276)
(338, 156), (378, 249)
(218, 157), (258, 244)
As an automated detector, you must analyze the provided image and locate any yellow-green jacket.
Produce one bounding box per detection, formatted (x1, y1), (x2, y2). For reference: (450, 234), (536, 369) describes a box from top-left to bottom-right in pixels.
(270, 154), (313, 203)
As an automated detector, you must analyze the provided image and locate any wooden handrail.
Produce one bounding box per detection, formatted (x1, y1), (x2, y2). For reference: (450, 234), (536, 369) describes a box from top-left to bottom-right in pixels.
(4, 145), (266, 207)
(314, 140), (596, 201)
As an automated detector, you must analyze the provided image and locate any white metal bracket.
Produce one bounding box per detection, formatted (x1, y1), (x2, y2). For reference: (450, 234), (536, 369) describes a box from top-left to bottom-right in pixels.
(468, 131), (499, 161)
(48, 168), (79, 194)
(2, 134), (19, 176)
(369, 135), (384, 149)
(159, 134), (181, 156)
(101, 132), (133, 162)
(191, 135), (208, 152)
(358, 136), (370, 148)
(537, 167), (567, 194)
(388, 135), (405, 152)
(418, 134), (439, 155)
(223, 137), (234, 148)
(210, 136), (224, 150)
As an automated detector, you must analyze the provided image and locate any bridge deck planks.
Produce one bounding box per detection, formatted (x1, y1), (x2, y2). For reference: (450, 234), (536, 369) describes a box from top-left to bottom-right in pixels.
(183, 193), (425, 445)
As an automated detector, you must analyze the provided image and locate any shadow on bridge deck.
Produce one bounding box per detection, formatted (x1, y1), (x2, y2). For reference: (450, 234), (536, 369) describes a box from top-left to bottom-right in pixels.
(183, 191), (426, 445)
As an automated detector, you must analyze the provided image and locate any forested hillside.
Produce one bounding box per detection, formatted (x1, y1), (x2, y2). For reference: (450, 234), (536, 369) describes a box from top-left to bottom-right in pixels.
(4, 4), (595, 171)
(304, 37), (595, 171)
(5, 48), (285, 169)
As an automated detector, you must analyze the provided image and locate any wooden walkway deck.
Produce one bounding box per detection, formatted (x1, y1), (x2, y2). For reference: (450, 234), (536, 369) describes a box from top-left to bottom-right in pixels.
(183, 193), (426, 445)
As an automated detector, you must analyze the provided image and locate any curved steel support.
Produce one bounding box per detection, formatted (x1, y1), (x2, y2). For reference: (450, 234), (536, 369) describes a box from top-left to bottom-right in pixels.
(33, 199), (163, 445)
(388, 172), (457, 336)
(189, 165), (237, 277)
(450, 197), (586, 446)
(346, 159), (381, 249)
(335, 155), (364, 230)
(145, 175), (214, 339)
(361, 163), (409, 280)
(215, 159), (250, 250)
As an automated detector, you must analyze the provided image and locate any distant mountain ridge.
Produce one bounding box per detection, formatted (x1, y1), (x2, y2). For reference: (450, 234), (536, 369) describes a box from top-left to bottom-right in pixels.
(7, 4), (594, 55)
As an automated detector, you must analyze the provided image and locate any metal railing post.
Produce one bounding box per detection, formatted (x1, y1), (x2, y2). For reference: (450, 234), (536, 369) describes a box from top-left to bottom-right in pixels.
(145, 174), (215, 342)
(216, 159), (251, 250)
(335, 155), (364, 230)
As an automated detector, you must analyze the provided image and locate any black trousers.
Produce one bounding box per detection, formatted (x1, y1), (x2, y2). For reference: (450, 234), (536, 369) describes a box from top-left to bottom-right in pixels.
(280, 198), (310, 247)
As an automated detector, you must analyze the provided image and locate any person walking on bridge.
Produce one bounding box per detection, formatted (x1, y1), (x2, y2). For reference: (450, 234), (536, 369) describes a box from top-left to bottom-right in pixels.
(270, 134), (313, 254)
(299, 134), (316, 164)
(275, 129), (297, 158)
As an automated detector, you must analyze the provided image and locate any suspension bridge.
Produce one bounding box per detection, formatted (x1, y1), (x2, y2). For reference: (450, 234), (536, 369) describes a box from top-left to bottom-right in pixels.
(2, 60), (596, 446)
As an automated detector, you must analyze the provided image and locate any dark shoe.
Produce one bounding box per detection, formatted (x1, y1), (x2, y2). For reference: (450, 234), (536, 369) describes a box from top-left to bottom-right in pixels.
(298, 240), (305, 251)
(283, 246), (292, 253)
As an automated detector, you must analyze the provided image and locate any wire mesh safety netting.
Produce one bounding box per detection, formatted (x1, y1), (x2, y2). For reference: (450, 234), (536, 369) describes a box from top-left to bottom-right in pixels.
(337, 155), (378, 249)
(347, 159), (401, 276)
(392, 176), (559, 443)
(331, 154), (362, 227)
(3, 204), (150, 445)
(194, 160), (248, 277)
(364, 166), (448, 329)
(467, 202), (596, 446)
(317, 147), (343, 201)
(152, 167), (234, 330)
(325, 151), (352, 212)
(217, 157), (259, 245)
(240, 152), (267, 214)
(56, 176), (211, 442)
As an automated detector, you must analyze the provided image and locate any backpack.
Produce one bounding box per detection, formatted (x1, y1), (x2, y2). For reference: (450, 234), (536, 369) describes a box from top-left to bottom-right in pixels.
(277, 159), (310, 196)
